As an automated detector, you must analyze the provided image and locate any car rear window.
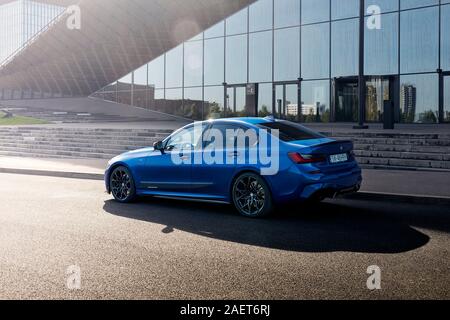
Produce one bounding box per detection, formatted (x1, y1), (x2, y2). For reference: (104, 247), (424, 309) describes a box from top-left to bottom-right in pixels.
(257, 121), (325, 142)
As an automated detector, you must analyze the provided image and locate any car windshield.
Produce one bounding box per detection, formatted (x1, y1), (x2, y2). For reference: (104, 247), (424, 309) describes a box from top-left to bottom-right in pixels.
(257, 121), (325, 142)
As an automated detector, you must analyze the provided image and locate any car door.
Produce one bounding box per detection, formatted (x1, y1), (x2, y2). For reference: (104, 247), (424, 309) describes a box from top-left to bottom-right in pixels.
(139, 124), (204, 195)
(190, 122), (252, 199)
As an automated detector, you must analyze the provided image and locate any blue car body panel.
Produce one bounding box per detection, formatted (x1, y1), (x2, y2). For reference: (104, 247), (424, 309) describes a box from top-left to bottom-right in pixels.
(106, 118), (362, 205)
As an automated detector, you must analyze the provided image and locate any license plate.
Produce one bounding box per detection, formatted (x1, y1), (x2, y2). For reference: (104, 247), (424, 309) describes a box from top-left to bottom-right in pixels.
(330, 153), (348, 164)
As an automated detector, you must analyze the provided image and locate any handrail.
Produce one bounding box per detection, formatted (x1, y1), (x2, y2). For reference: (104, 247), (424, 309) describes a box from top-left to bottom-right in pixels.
(0, 8), (68, 69)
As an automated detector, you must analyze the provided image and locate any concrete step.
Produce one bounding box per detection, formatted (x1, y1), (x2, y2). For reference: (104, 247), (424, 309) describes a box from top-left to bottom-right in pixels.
(0, 142), (144, 154)
(354, 150), (450, 161)
(0, 138), (154, 149)
(0, 146), (116, 159)
(354, 143), (450, 154)
(357, 156), (450, 170)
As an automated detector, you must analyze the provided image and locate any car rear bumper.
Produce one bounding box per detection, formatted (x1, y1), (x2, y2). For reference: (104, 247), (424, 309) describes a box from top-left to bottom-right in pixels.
(299, 170), (362, 200)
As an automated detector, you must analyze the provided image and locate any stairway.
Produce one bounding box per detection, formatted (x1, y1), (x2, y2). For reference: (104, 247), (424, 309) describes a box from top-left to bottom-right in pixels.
(0, 126), (449, 171)
(325, 132), (450, 171)
(0, 127), (172, 160)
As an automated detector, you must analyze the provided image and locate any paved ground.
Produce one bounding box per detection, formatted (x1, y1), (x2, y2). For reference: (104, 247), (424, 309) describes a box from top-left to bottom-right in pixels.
(0, 172), (448, 300)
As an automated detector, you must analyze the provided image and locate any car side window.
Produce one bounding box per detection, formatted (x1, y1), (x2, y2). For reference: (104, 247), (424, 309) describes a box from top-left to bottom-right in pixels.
(165, 125), (204, 152)
(204, 123), (258, 150)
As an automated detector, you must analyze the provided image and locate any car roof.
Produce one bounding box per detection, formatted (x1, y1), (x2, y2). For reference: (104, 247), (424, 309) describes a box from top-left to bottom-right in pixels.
(201, 117), (275, 126)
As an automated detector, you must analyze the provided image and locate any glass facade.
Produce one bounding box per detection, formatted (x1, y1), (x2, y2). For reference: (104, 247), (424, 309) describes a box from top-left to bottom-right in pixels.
(0, 0), (64, 64)
(93, 0), (450, 124)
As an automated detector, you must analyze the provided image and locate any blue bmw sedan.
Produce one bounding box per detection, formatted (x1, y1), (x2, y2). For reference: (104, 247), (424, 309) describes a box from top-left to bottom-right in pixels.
(105, 118), (362, 218)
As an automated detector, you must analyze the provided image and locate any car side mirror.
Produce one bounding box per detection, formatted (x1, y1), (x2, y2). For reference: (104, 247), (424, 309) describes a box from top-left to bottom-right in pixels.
(153, 141), (165, 154)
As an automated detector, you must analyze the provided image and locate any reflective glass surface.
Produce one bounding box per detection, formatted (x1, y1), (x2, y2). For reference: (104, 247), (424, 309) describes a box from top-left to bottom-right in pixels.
(331, 18), (359, 77)
(249, 31), (273, 83)
(400, 74), (438, 123)
(302, 23), (330, 79)
(274, 27), (300, 82)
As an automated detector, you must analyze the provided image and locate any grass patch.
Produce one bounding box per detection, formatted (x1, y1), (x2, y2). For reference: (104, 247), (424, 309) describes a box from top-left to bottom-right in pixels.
(0, 111), (48, 126)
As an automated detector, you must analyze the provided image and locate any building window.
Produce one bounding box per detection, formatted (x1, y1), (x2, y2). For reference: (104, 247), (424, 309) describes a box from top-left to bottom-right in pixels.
(184, 40), (203, 87)
(301, 22), (330, 80)
(400, 0), (438, 10)
(226, 34), (248, 84)
(274, 27), (300, 82)
(331, 0), (359, 20)
(184, 87), (203, 120)
(274, 0), (300, 29)
(226, 8), (248, 36)
(365, 12), (399, 75)
(301, 0), (330, 25)
(441, 4), (450, 71)
(331, 18), (359, 77)
(148, 55), (165, 89)
(249, 0), (273, 32)
(365, 0), (399, 13)
(204, 86), (225, 119)
(249, 31), (273, 83)
(165, 45), (183, 88)
(204, 37), (225, 86)
(400, 7), (439, 74)
(301, 80), (330, 122)
(399, 74), (438, 123)
(205, 21), (225, 39)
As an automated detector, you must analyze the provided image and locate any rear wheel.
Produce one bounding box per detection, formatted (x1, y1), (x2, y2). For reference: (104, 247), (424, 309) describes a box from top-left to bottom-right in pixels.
(232, 173), (273, 218)
(110, 166), (136, 203)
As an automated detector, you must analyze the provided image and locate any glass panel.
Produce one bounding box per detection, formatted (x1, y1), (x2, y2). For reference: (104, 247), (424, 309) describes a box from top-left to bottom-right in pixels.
(274, 0), (300, 29)
(365, 12), (399, 75)
(400, 7), (439, 74)
(205, 21), (225, 38)
(301, 80), (330, 122)
(285, 84), (299, 121)
(117, 73), (132, 91)
(133, 89), (149, 109)
(365, 0), (399, 13)
(148, 55), (165, 89)
(226, 8), (248, 35)
(335, 80), (359, 122)
(204, 86), (225, 119)
(274, 85), (284, 118)
(117, 91), (131, 105)
(226, 34), (248, 84)
(258, 83), (273, 117)
(166, 45), (183, 88)
(301, 0), (330, 24)
(331, 18), (359, 77)
(401, 0), (438, 10)
(442, 5), (450, 71)
(204, 37), (225, 86)
(165, 88), (183, 117)
(274, 27), (300, 82)
(149, 89), (165, 112)
(444, 77), (450, 122)
(400, 74), (439, 123)
(184, 40), (203, 87)
(134, 64), (147, 86)
(249, 31), (273, 83)
(366, 77), (390, 122)
(249, 0), (273, 32)
(301, 23), (330, 79)
(227, 86), (247, 117)
(331, 0), (359, 20)
(184, 87), (203, 120)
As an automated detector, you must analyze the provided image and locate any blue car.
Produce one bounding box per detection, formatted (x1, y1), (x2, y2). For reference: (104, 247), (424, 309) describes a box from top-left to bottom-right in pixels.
(105, 118), (362, 218)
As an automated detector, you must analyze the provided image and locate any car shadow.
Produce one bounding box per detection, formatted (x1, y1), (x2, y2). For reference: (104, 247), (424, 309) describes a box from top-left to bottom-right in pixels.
(102, 197), (435, 254)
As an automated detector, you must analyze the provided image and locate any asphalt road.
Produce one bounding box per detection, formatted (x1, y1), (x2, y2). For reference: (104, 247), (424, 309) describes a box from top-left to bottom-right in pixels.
(0, 173), (449, 300)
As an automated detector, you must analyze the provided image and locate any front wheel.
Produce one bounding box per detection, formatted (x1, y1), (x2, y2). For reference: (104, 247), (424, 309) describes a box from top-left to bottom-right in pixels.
(232, 173), (273, 218)
(110, 166), (136, 203)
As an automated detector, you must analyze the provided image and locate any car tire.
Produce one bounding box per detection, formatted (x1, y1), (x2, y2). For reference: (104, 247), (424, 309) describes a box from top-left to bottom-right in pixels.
(232, 172), (273, 218)
(109, 166), (136, 203)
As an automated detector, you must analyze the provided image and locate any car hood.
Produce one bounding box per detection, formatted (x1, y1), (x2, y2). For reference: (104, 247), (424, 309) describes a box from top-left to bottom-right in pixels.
(109, 147), (154, 164)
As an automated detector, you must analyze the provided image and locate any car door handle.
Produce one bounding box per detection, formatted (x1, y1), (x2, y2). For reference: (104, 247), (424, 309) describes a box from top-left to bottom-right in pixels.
(228, 151), (240, 157)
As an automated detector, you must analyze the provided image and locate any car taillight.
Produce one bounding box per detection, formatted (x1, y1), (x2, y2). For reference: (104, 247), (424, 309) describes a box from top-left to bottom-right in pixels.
(288, 152), (326, 164)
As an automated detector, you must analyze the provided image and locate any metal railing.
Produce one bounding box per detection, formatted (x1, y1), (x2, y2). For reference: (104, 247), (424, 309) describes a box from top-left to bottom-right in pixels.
(0, 8), (69, 69)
